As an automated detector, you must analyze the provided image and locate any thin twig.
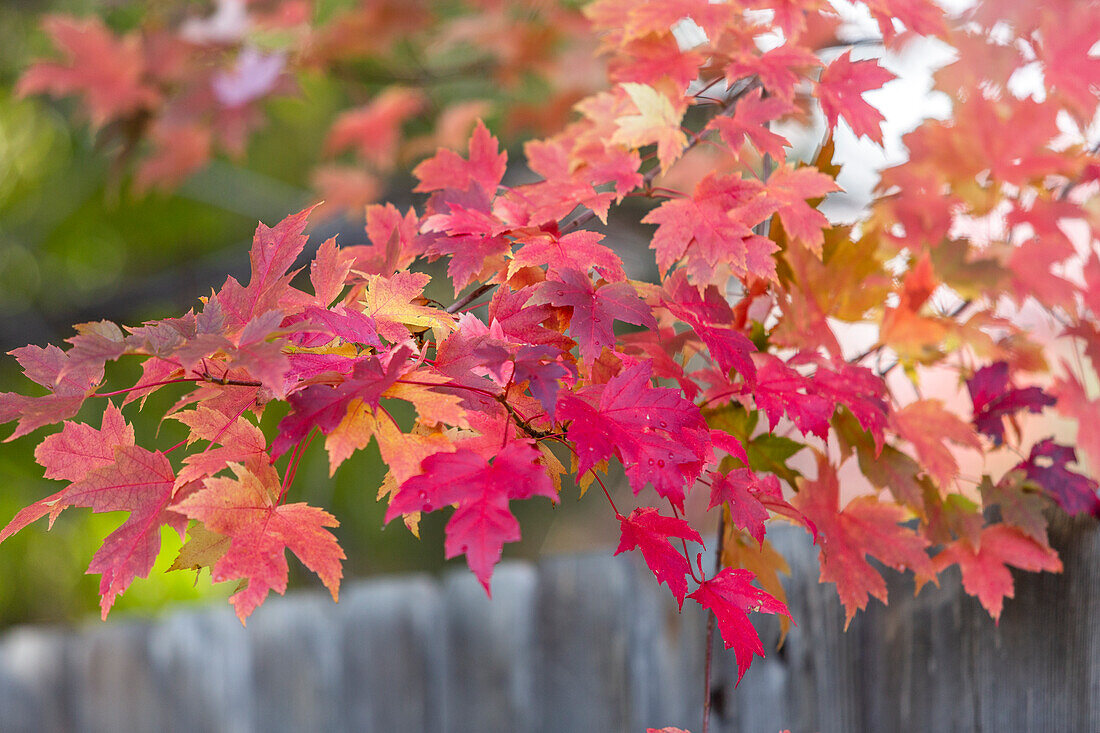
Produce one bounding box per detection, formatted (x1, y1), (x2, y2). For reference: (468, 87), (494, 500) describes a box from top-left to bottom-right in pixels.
(446, 283), (496, 314)
(702, 508), (728, 733)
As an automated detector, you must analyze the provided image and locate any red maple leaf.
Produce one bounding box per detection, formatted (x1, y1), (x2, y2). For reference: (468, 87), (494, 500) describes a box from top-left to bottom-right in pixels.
(556, 362), (710, 506)
(1015, 439), (1100, 517)
(615, 506), (702, 606)
(891, 399), (981, 486)
(804, 356), (889, 454)
(7, 430), (183, 618)
(642, 174), (779, 283)
(725, 44), (821, 102)
(707, 87), (792, 162)
(509, 229), (626, 282)
(751, 354), (832, 440)
(792, 455), (933, 626)
(324, 87), (425, 169)
(1, 403), (133, 542)
(530, 268), (655, 363)
(863, 0), (945, 42)
(214, 206), (317, 331)
(1051, 372), (1100, 476)
(966, 362), (1055, 446)
(663, 272), (757, 386)
(17, 15), (160, 128)
(0, 344), (102, 441)
(421, 190), (512, 292)
(171, 406), (268, 487)
(817, 52), (895, 144)
(688, 567), (791, 683)
(385, 441), (557, 594)
(175, 458), (344, 624)
(930, 525), (1062, 622)
(70, 445), (186, 618)
(764, 165), (840, 255)
(413, 119), (507, 196)
(342, 203), (425, 277)
(309, 236), (355, 306)
(707, 468), (807, 547)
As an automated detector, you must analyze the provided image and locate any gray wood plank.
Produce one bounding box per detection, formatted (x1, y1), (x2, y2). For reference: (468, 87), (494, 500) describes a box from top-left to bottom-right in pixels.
(0, 627), (70, 733)
(337, 575), (446, 732)
(443, 562), (537, 733)
(0, 517), (1094, 733)
(146, 605), (254, 733)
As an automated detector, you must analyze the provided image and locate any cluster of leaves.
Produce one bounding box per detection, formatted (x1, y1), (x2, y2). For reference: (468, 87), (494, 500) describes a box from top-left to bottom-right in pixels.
(17, 0), (595, 208)
(3, 0), (1100, 705)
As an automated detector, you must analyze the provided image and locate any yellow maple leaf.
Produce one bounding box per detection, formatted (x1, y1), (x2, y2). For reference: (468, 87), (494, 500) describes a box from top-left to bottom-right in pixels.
(359, 271), (455, 344)
(612, 82), (688, 175)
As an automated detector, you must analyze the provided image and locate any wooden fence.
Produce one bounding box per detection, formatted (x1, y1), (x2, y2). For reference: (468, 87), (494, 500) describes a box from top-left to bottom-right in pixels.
(0, 517), (1096, 733)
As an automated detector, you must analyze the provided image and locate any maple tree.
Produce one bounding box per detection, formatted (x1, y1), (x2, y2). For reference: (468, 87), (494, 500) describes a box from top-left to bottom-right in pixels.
(4, 0), (1100, 730)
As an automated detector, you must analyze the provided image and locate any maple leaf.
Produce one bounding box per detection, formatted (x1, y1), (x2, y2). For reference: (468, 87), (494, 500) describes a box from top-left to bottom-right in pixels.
(707, 468), (805, 547)
(215, 206), (317, 331)
(663, 273), (757, 385)
(174, 458), (344, 624)
(171, 406), (267, 487)
(764, 165), (840, 256)
(1015, 439), (1100, 517)
(8, 440), (184, 619)
(979, 472), (1050, 547)
(385, 442), (557, 594)
(967, 362), (1055, 446)
(530, 268), (655, 363)
(863, 0), (945, 42)
(721, 527), (793, 642)
(359, 272), (455, 344)
(816, 52), (895, 144)
(510, 345), (576, 414)
(17, 15), (160, 128)
(0, 344), (103, 441)
(688, 567), (791, 684)
(34, 402), (134, 482)
(324, 87), (425, 169)
(891, 400), (981, 486)
(751, 354), (833, 440)
(810, 359), (888, 454)
(413, 119), (507, 196)
(725, 44), (821, 102)
(1051, 372), (1100, 474)
(341, 204), (425, 277)
(421, 190), (511, 293)
(556, 362), (709, 506)
(642, 174), (779, 284)
(310, 236), (355, 307)
(931, 525), (1062, 622)
(611, 82), (688, 175)
(615, 506), (702, 606)
(706, 87), (792, 162)
(609, 33), (705, 90)
(509, 230), (626, 282)
(621, 0), (736, 42)
(792, 455), (933, 626)
(1, 404), (133, 542)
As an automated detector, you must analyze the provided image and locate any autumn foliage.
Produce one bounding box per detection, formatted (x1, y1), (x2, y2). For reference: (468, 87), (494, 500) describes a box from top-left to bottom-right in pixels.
(3, 0), (1100, 709)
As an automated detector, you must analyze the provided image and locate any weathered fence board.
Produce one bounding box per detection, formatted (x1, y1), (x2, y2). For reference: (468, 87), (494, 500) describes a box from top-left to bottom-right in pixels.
(0, 518), (1096, 733)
